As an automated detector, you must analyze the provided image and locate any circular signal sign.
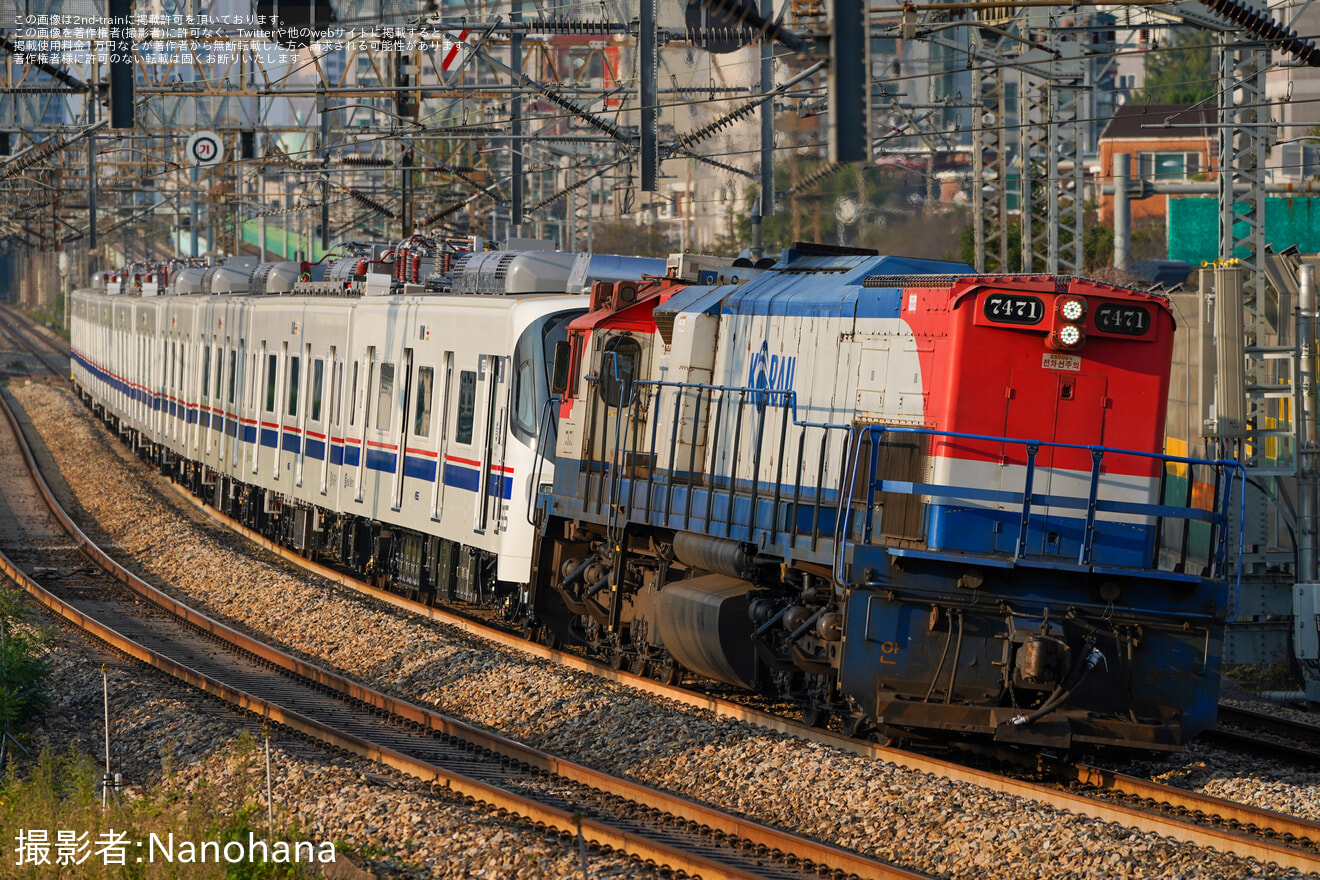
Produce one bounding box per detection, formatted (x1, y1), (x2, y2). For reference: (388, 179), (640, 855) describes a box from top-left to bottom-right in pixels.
(186, 131), (224, 167)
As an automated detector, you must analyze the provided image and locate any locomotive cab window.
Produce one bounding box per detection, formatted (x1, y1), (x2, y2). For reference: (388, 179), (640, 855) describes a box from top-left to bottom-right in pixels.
(598, 335), (640, 407)
(415, 366), (434, 437)
(550, 341), (571, 396)
(375, 363), (395, 431)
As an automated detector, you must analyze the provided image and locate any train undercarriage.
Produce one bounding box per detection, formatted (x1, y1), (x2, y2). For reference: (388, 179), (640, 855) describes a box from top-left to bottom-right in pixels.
(526, 514), (866, 733)
(77, 386), (1221, 754)
(83, 407), (518, 621)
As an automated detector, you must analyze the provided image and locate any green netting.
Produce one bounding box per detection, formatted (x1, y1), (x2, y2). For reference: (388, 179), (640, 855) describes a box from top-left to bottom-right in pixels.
(1167, 195), (1320, 264)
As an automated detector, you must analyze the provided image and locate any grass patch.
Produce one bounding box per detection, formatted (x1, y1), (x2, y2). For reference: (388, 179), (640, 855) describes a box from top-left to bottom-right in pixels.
(1224, 662), (1301, 694)
(2, 741), (324, 879)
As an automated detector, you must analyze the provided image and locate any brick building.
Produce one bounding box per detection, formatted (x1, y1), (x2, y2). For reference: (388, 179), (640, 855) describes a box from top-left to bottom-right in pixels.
(1097, 104), (1217, 223)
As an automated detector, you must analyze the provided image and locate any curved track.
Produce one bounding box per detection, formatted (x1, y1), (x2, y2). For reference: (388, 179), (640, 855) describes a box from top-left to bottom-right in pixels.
(0, 381), (932, 880)
(0, 307), (67, 378)
(10, 304), (1320, 874)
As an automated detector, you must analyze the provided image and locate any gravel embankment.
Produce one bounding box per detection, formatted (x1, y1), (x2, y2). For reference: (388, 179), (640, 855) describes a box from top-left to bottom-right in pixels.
(15, 588), (656, 880)
(12, 379), (1319, 880)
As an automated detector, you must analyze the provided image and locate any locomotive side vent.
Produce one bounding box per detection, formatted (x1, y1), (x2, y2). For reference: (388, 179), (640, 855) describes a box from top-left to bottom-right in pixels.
(654, 311), (676, 345)
(862, 274), (968, 288)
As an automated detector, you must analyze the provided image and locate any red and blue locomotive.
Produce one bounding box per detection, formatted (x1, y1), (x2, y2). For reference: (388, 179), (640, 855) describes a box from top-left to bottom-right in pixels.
(528, 245), (1239, 752)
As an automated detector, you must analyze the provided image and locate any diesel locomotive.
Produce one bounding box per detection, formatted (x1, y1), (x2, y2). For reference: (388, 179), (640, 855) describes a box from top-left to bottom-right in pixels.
(68, 240), (1241, 753)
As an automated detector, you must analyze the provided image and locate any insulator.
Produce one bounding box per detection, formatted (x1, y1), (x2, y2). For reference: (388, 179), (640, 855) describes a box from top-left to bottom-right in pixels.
(1198, 0), (1320, 65)
(347, 188), (397, 219)
(341, 155), (393, 167)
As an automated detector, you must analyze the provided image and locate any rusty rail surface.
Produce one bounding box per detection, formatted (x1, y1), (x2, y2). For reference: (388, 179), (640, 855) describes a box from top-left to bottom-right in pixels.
(0, 378), (932, 880)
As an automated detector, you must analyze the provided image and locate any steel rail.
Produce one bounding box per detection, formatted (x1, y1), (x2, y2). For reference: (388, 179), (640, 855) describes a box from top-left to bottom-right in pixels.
(1218, 704), (1320, 747)
(0, 384), (932, 880)
(26, 306), (1320, 873)
(0, 308), (67, 378)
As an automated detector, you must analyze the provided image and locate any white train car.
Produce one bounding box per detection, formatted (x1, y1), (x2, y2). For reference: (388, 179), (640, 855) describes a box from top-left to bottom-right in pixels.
(72, 249), (666, 609)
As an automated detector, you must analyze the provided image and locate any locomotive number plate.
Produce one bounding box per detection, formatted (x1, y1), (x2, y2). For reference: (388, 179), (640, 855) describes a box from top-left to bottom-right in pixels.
(983, 293), (1044, 325)
(1094, 303), (1150, 335)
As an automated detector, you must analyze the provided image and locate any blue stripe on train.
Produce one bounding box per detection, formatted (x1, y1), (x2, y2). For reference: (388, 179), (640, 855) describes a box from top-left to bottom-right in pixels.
(443, 463), (514, 499)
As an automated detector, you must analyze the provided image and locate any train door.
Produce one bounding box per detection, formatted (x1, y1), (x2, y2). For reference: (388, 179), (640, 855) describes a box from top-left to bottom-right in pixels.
(277, 341), (297, 481)
(211, 341), (224, 458)
(295, 343), (316, 488)
(431, 351), (454, 521)
(254, 342), (270, 475)
(391, 348), (415, 511)
(226, 342), (240, 468)
(201, 340), (213, 454)
(320, 349), (338, 495)
(355, 347), (376, 503)
(476, 354), (508, 534)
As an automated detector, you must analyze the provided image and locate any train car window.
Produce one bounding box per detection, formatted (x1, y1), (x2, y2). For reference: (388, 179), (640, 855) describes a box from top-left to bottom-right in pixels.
(332, 361), (343, 426)
(376, 363), (395, 431)
(349, 362), (359, 426)
(201, 345), (211, 400)
(265, 353), (278, 412)
(415, 366), (434, 437)
(227, 350), (237, 405)
(287, 356), (301, 417)
(214, 347), (224, 400)
(598, 335), (640, 407)
(248, 352), (259, 410)
(311, 359), (324, 422)
(456, 370), (476, 445)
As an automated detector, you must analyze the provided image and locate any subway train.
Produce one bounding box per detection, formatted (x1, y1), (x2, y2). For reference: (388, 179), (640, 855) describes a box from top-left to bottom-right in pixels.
(68, 239), (1241, 753)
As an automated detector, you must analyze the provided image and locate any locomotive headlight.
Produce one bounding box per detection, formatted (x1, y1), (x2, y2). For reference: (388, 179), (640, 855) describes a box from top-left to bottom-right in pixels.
(1053, 324), (1084, 349)
(1058, 297), (1087, 322)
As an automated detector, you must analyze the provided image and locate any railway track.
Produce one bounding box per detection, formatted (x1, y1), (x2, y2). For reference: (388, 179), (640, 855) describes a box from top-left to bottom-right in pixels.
(0, 378), (933, 880)
(84, 401), (1320, 874)
(0, 307), (66, 378)
(8, 304), (1320, 875)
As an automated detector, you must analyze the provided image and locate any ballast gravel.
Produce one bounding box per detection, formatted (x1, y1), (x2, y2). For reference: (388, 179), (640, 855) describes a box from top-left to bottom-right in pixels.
(12, 379), (1320, 880)
(18, 598), (658, 880)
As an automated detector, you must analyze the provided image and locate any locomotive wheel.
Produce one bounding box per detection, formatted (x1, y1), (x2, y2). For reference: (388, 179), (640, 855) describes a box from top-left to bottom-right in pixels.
(840, 714), (867, 739)
(802, 706), (830, 729)
(652, 661), (682, 686)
